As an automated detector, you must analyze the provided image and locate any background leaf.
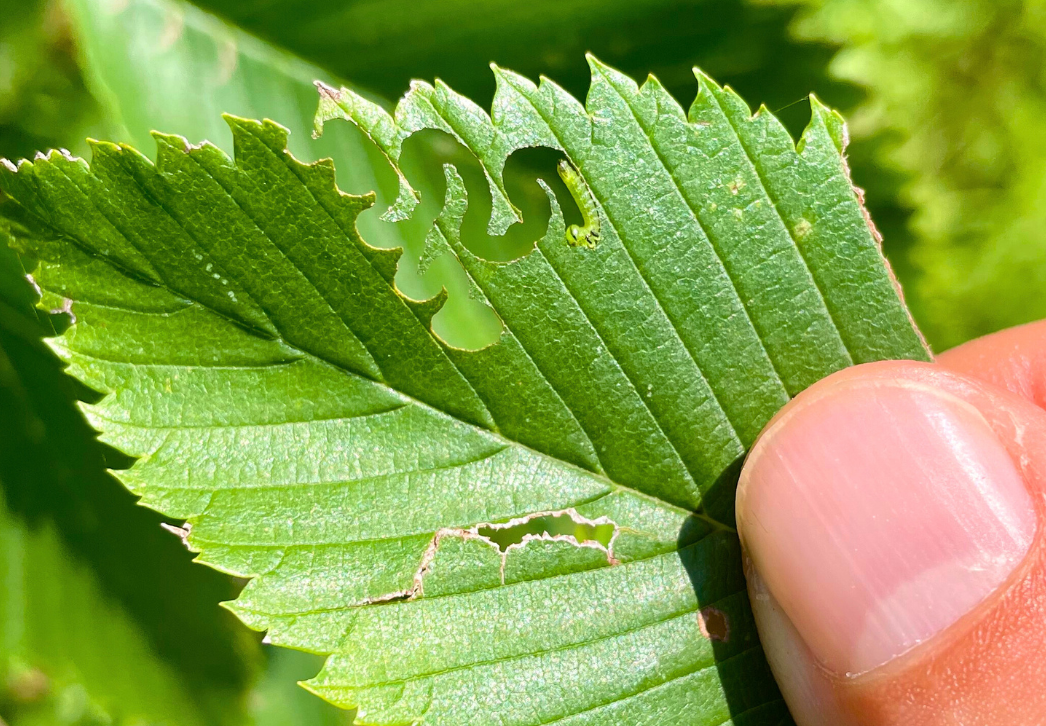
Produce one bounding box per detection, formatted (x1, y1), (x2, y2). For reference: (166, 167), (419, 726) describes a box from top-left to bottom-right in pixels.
(186, 0), (857, 128)
(0, 234), (258, 724)
(63, 0), (501, 349)
(250, 650), (355, 726)
(0, 56), (927, 724)
(0, 486), (216, 726)
(0, 0), (106, 163)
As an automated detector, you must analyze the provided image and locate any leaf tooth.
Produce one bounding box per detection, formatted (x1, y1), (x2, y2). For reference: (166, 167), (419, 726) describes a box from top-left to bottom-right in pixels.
(802, 93), (849, 155)
(402, 289), (449, 331)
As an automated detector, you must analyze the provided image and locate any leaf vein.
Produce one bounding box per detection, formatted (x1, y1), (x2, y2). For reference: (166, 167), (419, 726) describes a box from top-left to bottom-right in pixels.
(710, 96), (854, 365)
(181, 149), (387, 380)
(503, 75), (736, 498)
(594, 66), (788, 439)
(341, 577), (735, 692)
(534, 642), (769, 726)
(247, 125), (498, 429)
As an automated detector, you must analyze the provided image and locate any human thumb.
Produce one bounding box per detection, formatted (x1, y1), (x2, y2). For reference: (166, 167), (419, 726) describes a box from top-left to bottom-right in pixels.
(736, 360), (1046, 726)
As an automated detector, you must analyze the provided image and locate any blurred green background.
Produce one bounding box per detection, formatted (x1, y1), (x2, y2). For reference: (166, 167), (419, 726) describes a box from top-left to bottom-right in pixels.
(1, 0), (1044, 722)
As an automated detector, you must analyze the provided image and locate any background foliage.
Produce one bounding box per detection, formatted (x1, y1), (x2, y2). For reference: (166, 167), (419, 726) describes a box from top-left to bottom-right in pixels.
(0, 0), (1041, 723)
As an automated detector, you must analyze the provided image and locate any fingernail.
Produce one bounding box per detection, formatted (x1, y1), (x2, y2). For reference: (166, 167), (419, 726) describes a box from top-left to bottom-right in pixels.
(737, 379), (1036, 676)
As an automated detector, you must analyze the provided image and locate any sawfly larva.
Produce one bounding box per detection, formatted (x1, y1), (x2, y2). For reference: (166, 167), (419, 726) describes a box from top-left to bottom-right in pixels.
(557, 160), (600, 249)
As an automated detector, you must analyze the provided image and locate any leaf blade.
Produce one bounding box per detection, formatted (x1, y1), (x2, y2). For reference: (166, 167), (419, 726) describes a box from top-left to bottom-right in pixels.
(1, 58), (927, 725)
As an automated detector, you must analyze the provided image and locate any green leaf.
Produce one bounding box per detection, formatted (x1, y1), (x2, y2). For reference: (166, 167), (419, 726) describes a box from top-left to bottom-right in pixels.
(773, 0), (1046, 348)
(62, 0), (501, 349)
(250, 648), (356, 726)
(0, 0), (107, 162)
(0, 59), (928, 725)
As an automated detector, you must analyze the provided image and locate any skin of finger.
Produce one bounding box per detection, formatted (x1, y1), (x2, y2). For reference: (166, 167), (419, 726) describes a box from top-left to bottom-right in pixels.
(746, 558), (852, 726)
(741, 360), (1046, 726)
(937, 319), (1046, 408)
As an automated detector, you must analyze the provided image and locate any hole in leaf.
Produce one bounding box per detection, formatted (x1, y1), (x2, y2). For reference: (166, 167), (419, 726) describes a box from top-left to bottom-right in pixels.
(698, 606), (730, 643)
(386, 132), (595, 351)
(477, 512), (616, 552)
(398, 131), (579, 263)
(334, 120), (598, 352)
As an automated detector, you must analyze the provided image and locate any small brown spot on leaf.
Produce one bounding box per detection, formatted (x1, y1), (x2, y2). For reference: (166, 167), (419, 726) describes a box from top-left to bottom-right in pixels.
(698, 606), (729, 642)
(315, 81), (343, 103)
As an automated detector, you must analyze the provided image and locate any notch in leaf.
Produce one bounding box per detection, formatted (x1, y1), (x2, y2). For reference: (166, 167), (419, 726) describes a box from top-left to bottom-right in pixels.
(0, 57), (928, 725)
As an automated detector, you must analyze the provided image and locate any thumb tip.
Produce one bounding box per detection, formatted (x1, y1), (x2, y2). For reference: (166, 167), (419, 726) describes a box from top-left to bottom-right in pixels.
(737, 363), (1035, 677)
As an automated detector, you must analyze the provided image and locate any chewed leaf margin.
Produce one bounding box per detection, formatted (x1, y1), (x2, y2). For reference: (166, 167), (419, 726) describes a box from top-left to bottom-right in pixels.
(0, 55), (928, 726)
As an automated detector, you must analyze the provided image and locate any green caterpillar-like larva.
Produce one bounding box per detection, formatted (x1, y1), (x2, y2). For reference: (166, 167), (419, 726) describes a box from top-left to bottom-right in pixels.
(557, 160), (601, 249)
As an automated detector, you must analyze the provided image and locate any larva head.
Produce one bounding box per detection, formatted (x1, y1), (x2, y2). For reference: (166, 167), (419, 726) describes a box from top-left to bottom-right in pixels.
(556, 159), (574, 183)
(565, 224), (598, 249)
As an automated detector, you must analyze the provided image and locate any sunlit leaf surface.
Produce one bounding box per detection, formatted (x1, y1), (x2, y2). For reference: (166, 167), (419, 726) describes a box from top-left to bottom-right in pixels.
(0, 59), (927, 725)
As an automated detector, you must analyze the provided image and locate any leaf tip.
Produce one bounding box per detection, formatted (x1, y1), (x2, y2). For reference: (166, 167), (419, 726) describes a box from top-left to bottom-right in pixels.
(296, 678), (350, 713)
(87, 138), (144, 168)
(160, 521), (192, 549)
(150, 131), (191, 154)
(312, 81), (347, 139)
(584, 52), (607, 72)
(226, 115), (295, 157)
(807, 93), (849, 153)
(692, 67), (720, 90)
(314, 79), (341, 102)
(220, 112), (253, 133)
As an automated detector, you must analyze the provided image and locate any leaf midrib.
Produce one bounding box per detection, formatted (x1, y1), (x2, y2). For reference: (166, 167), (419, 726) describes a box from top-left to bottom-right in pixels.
(240, 126), (502, 432)
(180, 144), (390, 381)
(24, 159), (730, 534)
(432, 212), (607, 477)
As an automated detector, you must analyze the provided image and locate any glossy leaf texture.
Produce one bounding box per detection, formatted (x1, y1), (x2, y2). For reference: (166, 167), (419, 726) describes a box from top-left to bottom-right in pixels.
(0, 59), (928, 725)
(65, 0), (499, 349)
